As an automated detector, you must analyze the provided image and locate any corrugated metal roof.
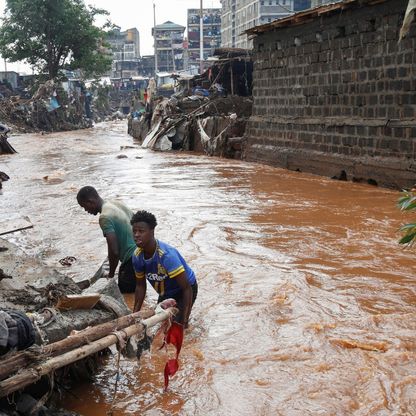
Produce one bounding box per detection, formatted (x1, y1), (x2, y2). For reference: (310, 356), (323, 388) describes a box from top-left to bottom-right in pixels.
(245, 0), (390, 36)
(213, 47), (253, 58)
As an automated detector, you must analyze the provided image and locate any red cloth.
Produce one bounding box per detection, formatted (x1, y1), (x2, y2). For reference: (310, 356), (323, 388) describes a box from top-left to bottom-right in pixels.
(163, 322), (184, 390)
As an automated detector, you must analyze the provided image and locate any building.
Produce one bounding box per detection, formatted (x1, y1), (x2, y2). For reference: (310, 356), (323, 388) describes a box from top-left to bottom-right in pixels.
(153, 21), (186, 73)
(187, 8), (222, 68)
(311, 0), (334, 6)
(138, 55), (156, 78)
(243, 0), (416, 189)
(107, 27), (141, 78)
(220, 0), (313, 48)
(0, 71), (19, 90)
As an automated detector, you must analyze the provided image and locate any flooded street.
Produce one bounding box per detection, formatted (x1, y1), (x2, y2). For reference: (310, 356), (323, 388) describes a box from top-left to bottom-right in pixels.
(1, 122), (415, 415)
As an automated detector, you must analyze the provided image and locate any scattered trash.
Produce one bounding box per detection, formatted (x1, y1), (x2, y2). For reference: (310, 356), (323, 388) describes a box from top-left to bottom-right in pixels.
(58, 256), (77, 266)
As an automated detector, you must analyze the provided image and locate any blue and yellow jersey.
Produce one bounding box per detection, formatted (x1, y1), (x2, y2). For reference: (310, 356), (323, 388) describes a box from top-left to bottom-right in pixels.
(132, 240), (196, 297)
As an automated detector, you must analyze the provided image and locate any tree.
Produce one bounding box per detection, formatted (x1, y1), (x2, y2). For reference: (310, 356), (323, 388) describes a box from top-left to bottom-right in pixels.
(0, 0), (112, 79)
(398, 189), (416, 247)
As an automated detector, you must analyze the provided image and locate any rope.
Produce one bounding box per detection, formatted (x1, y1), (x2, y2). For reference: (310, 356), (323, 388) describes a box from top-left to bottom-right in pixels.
(107, 329), (128, 416)
(107, 349), (121, 416)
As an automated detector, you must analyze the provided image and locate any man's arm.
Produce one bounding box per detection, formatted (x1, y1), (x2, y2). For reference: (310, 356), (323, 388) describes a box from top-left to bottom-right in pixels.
(133, 277), (146, 312)
(105, 232), (119, 278)
(175, 272), (193, 328)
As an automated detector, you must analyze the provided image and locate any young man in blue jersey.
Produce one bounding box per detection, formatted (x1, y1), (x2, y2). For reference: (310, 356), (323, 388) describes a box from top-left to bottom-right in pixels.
(131, 210), (197, 328)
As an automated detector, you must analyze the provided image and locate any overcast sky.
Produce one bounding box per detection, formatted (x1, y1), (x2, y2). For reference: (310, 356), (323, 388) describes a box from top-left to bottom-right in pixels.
(0, 0), (221, 73)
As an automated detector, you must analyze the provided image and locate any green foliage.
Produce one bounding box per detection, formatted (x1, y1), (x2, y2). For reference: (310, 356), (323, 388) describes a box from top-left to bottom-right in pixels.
(398, 189), (416, 247)
(0, 0), (112, 79)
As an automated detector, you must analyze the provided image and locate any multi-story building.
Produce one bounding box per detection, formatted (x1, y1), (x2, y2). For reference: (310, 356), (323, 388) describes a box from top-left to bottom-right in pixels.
(153, 21), (186, 73)
(187, 8), (222, 68)
(107, 27), (141, 78)
(221, 0), (312, 48)
(138, 55), (156, 78)
(310, 0), (333, 7)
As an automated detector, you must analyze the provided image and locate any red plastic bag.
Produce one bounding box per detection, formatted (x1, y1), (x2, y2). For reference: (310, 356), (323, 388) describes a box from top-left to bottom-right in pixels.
(163, 322), (184, 390)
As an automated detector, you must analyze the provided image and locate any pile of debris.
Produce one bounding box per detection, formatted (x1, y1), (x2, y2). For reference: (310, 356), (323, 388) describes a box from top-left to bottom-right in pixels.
(0, 80), (92, 133)
(90, 85), (136, 123)
(129, 48), (253, 159)
(130, 94), (252, 159)
(0, 238), (176, 415)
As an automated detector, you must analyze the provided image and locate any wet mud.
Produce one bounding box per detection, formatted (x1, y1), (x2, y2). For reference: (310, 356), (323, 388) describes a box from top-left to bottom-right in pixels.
(1, 122), (415, 415)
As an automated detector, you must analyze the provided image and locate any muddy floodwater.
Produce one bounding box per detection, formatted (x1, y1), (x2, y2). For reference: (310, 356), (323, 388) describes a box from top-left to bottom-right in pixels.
(1, 122), (415, 415)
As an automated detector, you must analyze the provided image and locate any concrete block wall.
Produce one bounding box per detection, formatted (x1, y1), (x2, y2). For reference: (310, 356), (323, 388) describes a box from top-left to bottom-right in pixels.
(244, 0), (416, 188)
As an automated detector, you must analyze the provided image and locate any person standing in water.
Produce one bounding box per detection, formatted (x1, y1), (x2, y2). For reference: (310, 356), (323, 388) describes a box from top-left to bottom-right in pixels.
(131, 210), (197, 328)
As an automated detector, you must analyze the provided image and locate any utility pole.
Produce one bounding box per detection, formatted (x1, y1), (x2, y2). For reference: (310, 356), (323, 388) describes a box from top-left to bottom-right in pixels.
(171, 40), (176, 72)
(153, 2), (158, 78)
(199, 0), (204, 74)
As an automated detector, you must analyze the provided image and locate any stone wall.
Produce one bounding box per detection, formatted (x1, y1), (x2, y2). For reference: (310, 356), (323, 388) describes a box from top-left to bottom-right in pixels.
(244, 0), (416, 188)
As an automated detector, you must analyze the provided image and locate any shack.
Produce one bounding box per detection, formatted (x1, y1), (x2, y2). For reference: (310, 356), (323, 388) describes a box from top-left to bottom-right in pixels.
(0, 72), (19, 91)
(245, 0), (416, 189)
(192, 48), (253, 96)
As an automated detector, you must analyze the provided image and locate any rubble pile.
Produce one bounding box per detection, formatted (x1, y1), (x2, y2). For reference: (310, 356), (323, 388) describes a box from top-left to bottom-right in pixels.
(129, 94), (253, 159)
(92, 86), (134, 123)
(0, 80), (130, 133)
(0, 94), (91, 134)
(128, 47), (254, 159)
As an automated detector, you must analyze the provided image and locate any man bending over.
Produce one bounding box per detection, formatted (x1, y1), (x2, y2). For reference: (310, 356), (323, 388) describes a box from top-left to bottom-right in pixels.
(77, 186), (137, 292)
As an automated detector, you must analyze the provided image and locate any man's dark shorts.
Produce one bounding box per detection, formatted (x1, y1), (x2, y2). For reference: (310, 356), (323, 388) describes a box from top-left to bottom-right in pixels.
(158, 282), (198, 323)
(118, 257), (136, 293)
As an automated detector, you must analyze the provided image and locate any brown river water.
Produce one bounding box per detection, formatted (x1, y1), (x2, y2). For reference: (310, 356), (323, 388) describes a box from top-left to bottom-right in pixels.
(1, 122), (415, 415)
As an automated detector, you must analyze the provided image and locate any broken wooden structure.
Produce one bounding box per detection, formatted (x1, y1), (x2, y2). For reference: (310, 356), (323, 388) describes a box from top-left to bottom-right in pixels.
(0, 305), (176, 398)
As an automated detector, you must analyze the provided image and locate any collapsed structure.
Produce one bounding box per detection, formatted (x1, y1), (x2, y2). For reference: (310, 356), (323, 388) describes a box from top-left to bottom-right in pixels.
(129, 49), (253, 159)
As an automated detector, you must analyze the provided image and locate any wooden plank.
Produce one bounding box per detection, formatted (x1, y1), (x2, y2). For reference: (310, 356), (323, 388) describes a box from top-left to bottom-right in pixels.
(55, 294), (101, 311)
(0, 217), (33, 236)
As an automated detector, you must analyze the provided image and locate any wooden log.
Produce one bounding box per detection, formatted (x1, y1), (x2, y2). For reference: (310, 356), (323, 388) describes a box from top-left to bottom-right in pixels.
(0, 307), (176, 398)
(0, 308), (155, 381)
